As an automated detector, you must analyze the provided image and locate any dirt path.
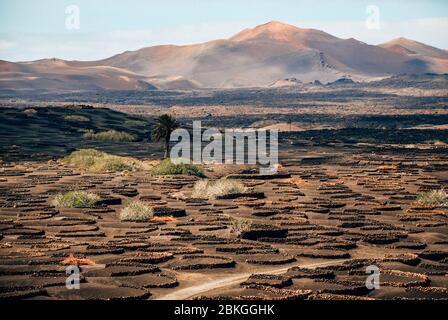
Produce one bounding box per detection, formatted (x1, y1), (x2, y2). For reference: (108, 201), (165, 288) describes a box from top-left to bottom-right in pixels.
(156, 259), (349, 300)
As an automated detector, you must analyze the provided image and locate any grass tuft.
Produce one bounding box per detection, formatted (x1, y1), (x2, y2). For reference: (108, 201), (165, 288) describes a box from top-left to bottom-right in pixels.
(82, 129), (136, 142)
(416, 189), (447, 207)
(125, 119), (148, 127)
(64, 115), (90, 122)
(62, 149), (148, 172)
(119, 201), (154, 222)
(150, 159), (204, 177)
(229, 216), (252, 235)
(191, 179), (247, 200)
(52, 191), (99, 208)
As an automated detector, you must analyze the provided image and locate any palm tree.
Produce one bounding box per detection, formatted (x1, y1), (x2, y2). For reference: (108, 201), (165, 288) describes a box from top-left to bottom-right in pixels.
(151, 114), (180, 158)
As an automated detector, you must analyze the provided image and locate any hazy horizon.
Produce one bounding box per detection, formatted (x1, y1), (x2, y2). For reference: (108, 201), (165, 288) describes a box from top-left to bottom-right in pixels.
(0, 0), (448, 62)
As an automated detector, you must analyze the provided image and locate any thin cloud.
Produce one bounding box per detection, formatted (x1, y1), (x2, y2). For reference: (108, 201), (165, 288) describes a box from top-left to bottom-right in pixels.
(0, 39), (15, 50)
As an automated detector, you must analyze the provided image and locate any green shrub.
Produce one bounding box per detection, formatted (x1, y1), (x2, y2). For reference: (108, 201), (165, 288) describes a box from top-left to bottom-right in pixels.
(52, 191), (99, 208)
(64, 115), (90, 122)
(119, 201), (153, 221)
(62, 149), (146, 172)
(150, 159), (204, 177)
(191, 179), (247, 199)
(125, 119), (147, 127)
(416, 190), (447, 207)
(82, 129), (136, 142)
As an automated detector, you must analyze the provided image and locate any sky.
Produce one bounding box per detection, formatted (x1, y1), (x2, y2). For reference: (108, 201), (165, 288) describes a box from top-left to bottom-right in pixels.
(0, 0), (447, 62)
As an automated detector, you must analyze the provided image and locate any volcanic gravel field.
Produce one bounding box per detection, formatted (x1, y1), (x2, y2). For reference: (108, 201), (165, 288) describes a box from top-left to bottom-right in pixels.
(0, 141), (447, 300)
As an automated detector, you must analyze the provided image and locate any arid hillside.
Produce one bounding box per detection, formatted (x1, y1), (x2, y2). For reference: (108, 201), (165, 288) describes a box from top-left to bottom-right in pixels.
(1, 21), (448, 91)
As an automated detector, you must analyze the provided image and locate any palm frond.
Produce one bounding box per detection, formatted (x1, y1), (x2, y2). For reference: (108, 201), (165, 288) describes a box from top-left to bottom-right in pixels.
(151, 114), (180, 143)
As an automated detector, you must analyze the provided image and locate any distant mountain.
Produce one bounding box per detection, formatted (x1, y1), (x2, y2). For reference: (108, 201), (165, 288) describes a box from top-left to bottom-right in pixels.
(1, 21), (448, 91)
(380, 37), (448, 75)
(380, 37), (448, 59)
(0, 59), (157, 91)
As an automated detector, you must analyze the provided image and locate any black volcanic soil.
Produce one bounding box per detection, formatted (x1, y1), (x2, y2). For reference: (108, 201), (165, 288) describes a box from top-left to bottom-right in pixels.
(0, 81), (447, 300)
(0, 106), (157, 162)
(0, 138), (447, 300)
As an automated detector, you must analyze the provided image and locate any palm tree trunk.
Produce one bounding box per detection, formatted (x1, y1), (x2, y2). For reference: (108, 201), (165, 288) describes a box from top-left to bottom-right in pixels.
(164, 134), (170, 159)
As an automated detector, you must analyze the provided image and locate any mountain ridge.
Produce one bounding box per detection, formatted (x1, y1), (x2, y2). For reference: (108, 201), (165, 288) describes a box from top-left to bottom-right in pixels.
(1, 21), (447, 91)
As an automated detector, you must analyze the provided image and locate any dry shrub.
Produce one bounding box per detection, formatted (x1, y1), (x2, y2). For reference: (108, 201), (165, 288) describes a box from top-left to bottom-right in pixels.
(82, 129), (136, 142)
(416, 189), (447, 207)
(191, 179), (247, 200)
(378, 164), (399, 170)
(62, 149), (149, 172)
(152, 216), (177, 223)
(64, 115), (90, 122)
(120, 201), (154, 222)
(282, 177), (306, 186)
(52, 191), (99, 208)
(62, 256), (95, 266)
(23, 108), (37, 116)
(229, 216), (252, 235)
(125, 119), (147, 126)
